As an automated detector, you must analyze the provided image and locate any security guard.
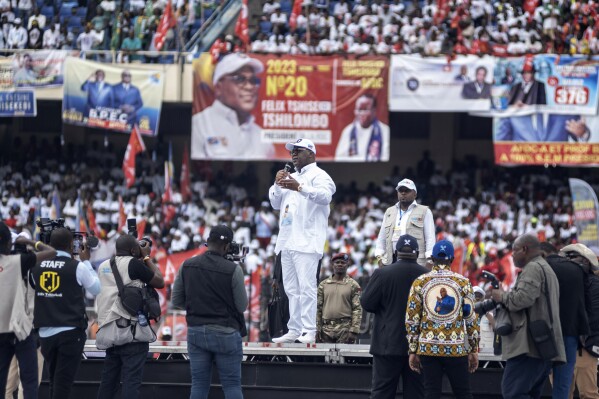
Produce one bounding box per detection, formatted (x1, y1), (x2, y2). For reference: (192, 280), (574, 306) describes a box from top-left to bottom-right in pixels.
(316, 253), (362, 344)
(32, 228), (100, 399)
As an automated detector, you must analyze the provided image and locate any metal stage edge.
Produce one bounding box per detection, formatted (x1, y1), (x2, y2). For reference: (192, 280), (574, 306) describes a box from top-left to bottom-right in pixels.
(36, 341), (557, 398)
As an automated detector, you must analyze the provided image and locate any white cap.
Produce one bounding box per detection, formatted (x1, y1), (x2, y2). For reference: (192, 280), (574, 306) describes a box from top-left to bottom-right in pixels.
(561, 243), (599, 270)
(473, 286), (485, 297)
(13, 18), (21, 24)
(212, 53), (264, 85)
(261, 201), (270, 207)
(285, 138), (317, 154)
(396, 178), (417, 193)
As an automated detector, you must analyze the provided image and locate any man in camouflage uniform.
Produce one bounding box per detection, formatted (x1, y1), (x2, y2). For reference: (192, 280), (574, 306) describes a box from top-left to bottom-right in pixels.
(406, 240), (480, 399)
(316, 253), (362, 343)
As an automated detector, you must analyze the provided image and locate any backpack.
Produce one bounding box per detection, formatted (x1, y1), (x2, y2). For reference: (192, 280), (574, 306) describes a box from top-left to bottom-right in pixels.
(109, 257), (161, 321)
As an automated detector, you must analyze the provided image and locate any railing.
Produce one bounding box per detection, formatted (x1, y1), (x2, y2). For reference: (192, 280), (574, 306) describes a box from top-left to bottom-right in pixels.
(1, 48), (193, 64)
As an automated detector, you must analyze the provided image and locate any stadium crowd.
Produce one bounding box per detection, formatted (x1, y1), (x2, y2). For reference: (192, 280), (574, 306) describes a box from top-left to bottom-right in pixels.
(251, 0), (599, 56)
(0, 0), (224, 59)
(1, 137), (596, 292)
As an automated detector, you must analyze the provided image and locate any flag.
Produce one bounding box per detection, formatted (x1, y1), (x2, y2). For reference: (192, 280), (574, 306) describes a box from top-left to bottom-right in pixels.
(75, 193), (88, 232)
(118, 195), (126, 232)
(87, 205), (101, 237)
(234, 0), (249, 47)
(49, 188), (61, 219)
(154, 0), (176, 51)
(289, 0), (303, 30)
(162, 142), (176, 226)
(180, 144), (191, 202)
(122, 125), (146, 188)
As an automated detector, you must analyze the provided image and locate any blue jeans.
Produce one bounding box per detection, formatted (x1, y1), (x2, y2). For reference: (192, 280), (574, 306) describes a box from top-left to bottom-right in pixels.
(552, 335), (578, 399)
(97, 342), (149, 399)
(0, 332), (38, 399)
(187, 326), (243, 399)
(502, 354), (552, 399)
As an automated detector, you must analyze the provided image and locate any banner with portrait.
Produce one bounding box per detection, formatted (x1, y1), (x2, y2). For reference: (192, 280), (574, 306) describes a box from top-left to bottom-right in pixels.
(488, 55), (599, 116)
(191, 53), (389, 161)
(568, 178), (599, 250)
(389, 55), (495, 112)
(493, 113), (599, 165)
(11, 50), (70, 88)
(0, 90), (36, 116)
(62, 58), (164, 136)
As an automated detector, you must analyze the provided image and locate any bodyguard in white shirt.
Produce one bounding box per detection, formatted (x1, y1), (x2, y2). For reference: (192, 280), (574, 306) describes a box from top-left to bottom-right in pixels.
(269, 139), (336, 344)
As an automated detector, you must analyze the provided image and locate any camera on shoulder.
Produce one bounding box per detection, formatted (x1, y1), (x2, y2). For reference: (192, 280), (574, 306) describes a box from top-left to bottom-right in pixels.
(225, 241), (248, 262)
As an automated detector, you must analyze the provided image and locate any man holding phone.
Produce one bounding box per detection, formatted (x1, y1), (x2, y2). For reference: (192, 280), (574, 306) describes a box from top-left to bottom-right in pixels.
(32, 228), (100, 399)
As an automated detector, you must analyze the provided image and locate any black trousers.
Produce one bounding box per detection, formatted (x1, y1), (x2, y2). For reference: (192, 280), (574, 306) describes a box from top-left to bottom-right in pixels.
(371, 354), (424, 399)
(420, 355), (472, 399)
(39, 328), (86, 399)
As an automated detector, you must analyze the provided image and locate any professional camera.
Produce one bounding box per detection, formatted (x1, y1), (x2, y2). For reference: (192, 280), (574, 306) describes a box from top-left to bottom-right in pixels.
(37, 218), (66, 244)
(127, 218), (152, 249)
(36, 218), (99, 255)
(473, 271), (512, 336)
(225, 241), (248, 262)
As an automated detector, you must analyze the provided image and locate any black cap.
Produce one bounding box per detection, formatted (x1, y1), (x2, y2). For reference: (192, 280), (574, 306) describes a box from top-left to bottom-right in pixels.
(396, 234), (419, 254)
(207, 225), (233, 243)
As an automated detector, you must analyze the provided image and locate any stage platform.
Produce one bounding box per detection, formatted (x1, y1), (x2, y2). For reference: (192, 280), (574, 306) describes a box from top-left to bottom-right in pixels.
(37, 341), (560, 398)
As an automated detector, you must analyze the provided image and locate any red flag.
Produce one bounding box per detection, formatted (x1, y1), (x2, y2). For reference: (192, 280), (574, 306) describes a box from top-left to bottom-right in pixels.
(180, 145), (191, 202)
(162, 161), (176, 226)
(154, 0), (176, 51)
(289, 0), (303, 30)
(234, 0), (249, 47)
(122, 126), (146, 188)
(117, 195), (126, 232)
(86, 205), (102, 237)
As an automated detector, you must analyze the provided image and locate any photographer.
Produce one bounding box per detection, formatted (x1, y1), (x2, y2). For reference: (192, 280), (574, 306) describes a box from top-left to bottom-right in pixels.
(0, 221), (55, 399)
(96, 234), (164, 399)
(171, 225), (248, 399)
(491, 234), (565, 399)
(32, 227), (100, 399)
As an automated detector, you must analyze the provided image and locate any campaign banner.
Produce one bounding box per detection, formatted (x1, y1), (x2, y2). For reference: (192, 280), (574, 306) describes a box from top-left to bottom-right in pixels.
(489, 55), (599, 116)
(191, 53), (389, 161)
(0, 90), (36, 117)
(62, 58), (164, 135)
(12, 50), (69, 88)
(389, 55), (495, 112)
(569, 178), (599, 250)
(493, 113), (599, 165)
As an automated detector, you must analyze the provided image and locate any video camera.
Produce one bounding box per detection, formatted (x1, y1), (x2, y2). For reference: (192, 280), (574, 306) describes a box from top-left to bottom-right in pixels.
(127, 218), (152, 249)
(36, 218), (99, 255)
(225, 241), (248, 263)
(473, 271), (512, 336)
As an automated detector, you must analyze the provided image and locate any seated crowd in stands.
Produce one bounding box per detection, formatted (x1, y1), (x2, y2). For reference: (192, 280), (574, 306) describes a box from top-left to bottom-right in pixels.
(251, 0), (599, 56)
(0, 0), (224, 61)
(1, 136), (595, 293)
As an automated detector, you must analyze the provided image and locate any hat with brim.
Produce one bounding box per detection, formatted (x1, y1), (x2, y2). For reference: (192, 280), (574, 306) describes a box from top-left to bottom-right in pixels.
(561, 243), (599, 271)
(212, 53), (264, 85)
(285, 138), (317, 154)
(396, 178), (417, 193)
(332, 253), (350, 262)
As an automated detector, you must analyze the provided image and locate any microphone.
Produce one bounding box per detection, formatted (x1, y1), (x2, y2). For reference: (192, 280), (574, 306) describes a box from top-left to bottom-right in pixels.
(284, 163), (293, 174)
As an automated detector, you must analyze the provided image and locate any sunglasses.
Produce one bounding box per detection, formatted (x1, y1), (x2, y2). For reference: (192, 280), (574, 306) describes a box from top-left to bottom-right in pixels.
(289, 148), (309, 155)
(224, 74), (261, 87)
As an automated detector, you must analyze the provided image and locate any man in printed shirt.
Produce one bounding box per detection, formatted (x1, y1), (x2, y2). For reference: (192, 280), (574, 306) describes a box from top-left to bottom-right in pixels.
(406, 240), (480, 399)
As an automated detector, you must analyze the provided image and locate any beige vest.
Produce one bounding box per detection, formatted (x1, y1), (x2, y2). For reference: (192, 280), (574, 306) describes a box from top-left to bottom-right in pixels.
(96, 256), (144, 327)
(381, 204), (429, 266)
(0, 254), (35, 339)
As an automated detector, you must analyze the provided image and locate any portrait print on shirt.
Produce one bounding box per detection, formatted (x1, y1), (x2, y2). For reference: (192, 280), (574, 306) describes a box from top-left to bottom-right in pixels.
(423, 281), (461, 323)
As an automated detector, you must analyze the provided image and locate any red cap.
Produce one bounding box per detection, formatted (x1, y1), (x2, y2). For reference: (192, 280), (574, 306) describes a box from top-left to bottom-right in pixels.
(331, 253), (350, 262)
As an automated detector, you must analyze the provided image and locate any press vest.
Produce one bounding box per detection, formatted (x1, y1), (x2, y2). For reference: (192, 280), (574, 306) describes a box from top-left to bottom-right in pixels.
(33, 256), (86, 329)
(0, 254), (34, 336)
(96, 256), (143, 327)
(381, 204), (429, 265)
(181, 252), (244, 332)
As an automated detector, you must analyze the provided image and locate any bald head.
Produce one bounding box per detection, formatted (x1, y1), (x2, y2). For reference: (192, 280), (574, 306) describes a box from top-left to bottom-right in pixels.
(116, 234), (140, 257)
(512, 234), (541, 268)
(49, 228), (73, 252)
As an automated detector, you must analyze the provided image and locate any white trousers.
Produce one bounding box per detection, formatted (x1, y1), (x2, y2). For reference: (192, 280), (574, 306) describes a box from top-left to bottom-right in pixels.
(280, 250), (321, 335)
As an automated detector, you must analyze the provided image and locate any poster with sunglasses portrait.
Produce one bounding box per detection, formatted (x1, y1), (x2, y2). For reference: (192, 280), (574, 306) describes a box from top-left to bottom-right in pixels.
(191, 53), (389, 161)
(62, 58), (164, 136)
